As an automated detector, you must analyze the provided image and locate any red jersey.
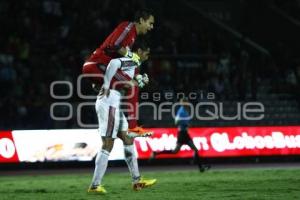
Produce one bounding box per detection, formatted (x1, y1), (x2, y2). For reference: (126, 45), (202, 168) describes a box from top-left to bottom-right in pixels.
(87, 21), (137, 65)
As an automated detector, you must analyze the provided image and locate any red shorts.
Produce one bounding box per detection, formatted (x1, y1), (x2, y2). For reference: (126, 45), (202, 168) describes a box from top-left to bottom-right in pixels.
(82, 62), (133, 89)
(82, 62), (105, 85)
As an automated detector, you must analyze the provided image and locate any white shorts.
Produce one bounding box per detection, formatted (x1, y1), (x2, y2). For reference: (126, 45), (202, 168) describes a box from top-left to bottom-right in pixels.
(95, 91), (128, 139)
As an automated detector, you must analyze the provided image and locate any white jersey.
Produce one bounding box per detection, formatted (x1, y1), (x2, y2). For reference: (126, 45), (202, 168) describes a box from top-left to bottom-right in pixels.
(96, 57), (137, 138)
(101, 57), (137, 107)
(102, 57), (137, 89)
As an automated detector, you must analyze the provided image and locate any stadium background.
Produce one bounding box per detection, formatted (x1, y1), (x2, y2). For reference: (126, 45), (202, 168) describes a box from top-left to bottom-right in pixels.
(1, 0), (300, 199)
(1, 0), (300, 129)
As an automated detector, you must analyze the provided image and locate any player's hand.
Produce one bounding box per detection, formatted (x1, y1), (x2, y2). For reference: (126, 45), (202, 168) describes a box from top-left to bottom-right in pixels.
(142, 74), (149, 85)
(135, 74), (145, 88)
(125, 50), (141, 65)
(131, 53), (141, 65)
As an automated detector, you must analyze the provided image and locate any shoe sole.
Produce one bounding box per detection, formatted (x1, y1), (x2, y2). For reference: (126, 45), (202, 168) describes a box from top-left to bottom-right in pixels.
(127, 132), (154, 138)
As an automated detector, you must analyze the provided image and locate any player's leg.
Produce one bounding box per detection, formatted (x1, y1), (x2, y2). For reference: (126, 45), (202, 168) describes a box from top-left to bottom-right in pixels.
(117, 113), (156, 190)
(126, 85), (153, 137)
(88, 99), (119, 193)
(118, 131), (141, 183)
(88, 137), (114, 194)
(186, 139), (201, 163)
(118, 114), (141, 183)
(150, 143), (182, 159)
(151, 130), (187, 159)
(117, 114), (141, 183)
(119, 132), (157, 190)
(186, 139), (210, 172)
(127, 85), (139, 129)
(82, 63), (104, 86)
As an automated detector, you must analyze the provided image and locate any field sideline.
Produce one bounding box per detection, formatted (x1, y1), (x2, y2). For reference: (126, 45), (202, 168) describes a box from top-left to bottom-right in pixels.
(1, 167), (300, 200)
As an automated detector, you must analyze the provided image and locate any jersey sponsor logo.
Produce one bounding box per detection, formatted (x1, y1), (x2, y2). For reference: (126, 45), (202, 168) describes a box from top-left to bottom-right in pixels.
(0, 131), (19, 162)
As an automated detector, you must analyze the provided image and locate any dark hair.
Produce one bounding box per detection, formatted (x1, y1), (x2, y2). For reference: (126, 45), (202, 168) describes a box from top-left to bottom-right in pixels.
(134, 9), (153, 22)
(132, 37), (149, 52)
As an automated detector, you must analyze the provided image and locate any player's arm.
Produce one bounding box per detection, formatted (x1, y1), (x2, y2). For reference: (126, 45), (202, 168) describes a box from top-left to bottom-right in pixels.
(174, 109), (182, 125)
(106, 23), (131, 55)
(175, 116), (180, 125)
(134, 74), (149, 88)
(101, 59), (122, 96)
(107, 23), (141, 64)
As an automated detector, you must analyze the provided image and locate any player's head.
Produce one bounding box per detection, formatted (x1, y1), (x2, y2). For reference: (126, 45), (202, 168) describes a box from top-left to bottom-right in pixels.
(134, 9), (154, 35)
(132, 38), (150, 62)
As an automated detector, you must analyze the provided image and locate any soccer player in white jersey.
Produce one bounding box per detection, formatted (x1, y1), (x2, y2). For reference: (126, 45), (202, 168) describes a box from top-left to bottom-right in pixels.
(88, 40), (156, 194)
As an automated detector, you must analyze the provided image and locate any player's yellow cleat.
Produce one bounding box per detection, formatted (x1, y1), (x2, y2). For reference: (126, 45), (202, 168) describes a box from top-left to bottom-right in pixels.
(87, 185), (107, 194)
(133, 178), (157, 191)
(127, 126), (154, 138)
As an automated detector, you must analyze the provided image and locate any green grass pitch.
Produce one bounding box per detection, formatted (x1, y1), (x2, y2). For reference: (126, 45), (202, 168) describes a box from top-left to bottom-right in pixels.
(1, 168), (300, 200)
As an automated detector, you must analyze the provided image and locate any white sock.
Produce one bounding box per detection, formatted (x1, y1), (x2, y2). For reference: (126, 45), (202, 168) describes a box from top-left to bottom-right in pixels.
(90, 149), (110, 187)
(124, 144), (141, 183)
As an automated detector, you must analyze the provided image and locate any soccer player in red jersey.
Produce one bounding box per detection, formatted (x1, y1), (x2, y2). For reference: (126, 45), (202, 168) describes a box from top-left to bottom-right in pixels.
(82, 10), (154, 136)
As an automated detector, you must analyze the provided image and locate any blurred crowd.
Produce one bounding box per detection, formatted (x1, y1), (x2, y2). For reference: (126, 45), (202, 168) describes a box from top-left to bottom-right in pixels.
(0, 0), (299, 129)
(273, 0), (300, 20)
